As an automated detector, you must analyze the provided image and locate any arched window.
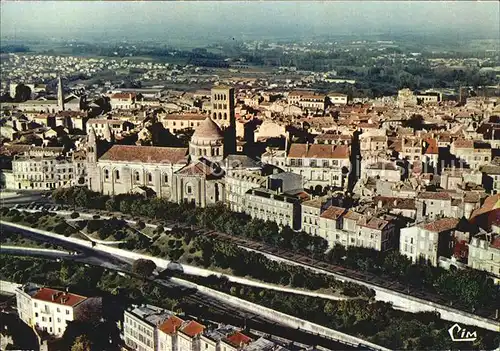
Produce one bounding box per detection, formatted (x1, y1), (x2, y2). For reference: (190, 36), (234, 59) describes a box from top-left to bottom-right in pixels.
(147, 173), (153, 183)
(213, 112), (217, 118)
(223, 94), (226, 100)
(104, 169), (109, 180)
(135, 171), (140, 182)
(218, 112), (222, 119)
(115, 169), (120, 180)
(163, 173), (168, 184)
(224, 112), (227, 120)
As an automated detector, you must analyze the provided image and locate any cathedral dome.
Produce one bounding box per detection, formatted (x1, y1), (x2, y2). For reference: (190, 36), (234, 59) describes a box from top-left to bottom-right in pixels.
(192, 117), (223, 141)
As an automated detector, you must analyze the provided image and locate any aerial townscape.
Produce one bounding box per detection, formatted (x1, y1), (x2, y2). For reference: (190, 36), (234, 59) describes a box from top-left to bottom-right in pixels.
(0, 2), (499, 351)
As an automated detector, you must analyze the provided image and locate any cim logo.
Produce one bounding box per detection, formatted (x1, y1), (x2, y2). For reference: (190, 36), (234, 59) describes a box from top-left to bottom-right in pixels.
(448, 323), (478, 342)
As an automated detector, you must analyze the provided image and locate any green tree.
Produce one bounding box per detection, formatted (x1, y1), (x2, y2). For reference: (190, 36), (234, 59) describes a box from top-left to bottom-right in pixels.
(132, 259), (156, 277)
(71, 335), (92, 351)
(14, 84), (32, 102)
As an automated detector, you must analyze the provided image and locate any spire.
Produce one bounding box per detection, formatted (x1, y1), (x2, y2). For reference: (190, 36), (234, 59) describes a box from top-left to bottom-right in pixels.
(57, 76), (64, 111)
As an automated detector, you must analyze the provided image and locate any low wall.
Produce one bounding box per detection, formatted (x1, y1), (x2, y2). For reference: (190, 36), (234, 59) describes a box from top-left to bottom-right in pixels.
(170, 277), (391, 351)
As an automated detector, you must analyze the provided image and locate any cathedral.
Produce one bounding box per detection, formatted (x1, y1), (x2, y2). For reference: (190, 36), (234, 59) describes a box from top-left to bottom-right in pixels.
(85, 86), (237, 207)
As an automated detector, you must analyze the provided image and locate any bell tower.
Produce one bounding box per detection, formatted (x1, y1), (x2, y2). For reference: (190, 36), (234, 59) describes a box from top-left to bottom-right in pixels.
(57, 76), (65, 111)
(211, 85), (236, 154)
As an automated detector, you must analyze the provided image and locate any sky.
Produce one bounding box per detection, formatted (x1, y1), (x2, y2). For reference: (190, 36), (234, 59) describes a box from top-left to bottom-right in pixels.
(1, 1), (499, 43)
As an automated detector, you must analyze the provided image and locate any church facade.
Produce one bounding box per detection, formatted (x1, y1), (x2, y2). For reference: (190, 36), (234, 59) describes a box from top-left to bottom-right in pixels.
(86, 115), (229, 207)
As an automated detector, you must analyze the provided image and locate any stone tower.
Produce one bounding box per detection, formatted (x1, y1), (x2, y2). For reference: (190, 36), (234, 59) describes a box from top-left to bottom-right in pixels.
(57, 76), (65, 111)
(211, 85), (236, 155)
(85, 127), (99, 192)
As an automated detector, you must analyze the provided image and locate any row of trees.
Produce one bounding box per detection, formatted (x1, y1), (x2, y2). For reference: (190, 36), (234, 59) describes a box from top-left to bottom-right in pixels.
(51, 187), (499, 310)
(192, 236), (374, 298)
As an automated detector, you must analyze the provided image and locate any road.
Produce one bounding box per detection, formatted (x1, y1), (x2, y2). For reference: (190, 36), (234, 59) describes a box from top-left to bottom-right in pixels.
(0, 191), (49, 207)
(0, 237), (364, 350)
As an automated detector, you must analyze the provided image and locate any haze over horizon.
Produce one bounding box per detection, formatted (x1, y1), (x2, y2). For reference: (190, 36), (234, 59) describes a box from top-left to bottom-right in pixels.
(1, 1), (499, 45)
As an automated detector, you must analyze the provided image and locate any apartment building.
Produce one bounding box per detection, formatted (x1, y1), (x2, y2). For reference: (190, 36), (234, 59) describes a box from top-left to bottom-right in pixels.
(122, 304), (289, 351)
(357, 215), (397, 251)
(400, 137), (423, 162)
(318, 206), (348, 246)
(244, 188), (304, 230)
(261, 143), (350, 190)
(468, 233), (500, 284)
(225, 170), (267, 212)
(359, 132), (389, 167)
(15, 286), (100, 337)
(109, 92), (136, 110)
(160, 113), (207, 133)
(15, 283), (40, 328)
(124, 304), (172, 351)
(11, 155), (74, 190)
(400, 218), (459, 266)
(301, 196), (332, 236)
(177, 320), (205, 351)
(450, 139), (491, 170)
(317, 206), (397, 251)
(417, 191), (453, 219)
(328, 92), (348, 106)
(157, 315), (184, 351)
(287, 91), (326, 111)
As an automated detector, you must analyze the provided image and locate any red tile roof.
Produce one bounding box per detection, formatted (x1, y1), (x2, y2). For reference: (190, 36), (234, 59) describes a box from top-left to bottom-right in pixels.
(180, 321), (205, 338)
(343, 210), (362, 221)
(418, 191), (452, 201)
(373, 196), (416, 210)
(320, 206), (346, 220)
(420, 218), (459, 232)
(453, 139), (474, 149)
(110, 92), (136, 99)
(288, 143), (349, 159)
(158, 316), (184, 335)
(224, 332), (252, 348)
(100, 145), (188, 164)
(32, 288), (87, 307)
(359, 217), (389, 230)
(470, 194), (500, 219)
(175, 161), (220, 177)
